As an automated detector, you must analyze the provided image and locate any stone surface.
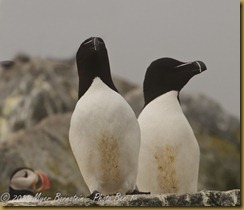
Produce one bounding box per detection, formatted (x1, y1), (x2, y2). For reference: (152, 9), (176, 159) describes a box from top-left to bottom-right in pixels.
(1, 189), (240, 207)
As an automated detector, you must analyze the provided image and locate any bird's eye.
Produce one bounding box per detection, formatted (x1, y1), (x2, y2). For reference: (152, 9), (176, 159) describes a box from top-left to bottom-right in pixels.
(24, 171), (28, 178)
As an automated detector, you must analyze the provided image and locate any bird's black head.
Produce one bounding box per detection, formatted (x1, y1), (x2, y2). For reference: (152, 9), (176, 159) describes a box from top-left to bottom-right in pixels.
(76, 37), (118, 99)
(143, 57), (207, 106)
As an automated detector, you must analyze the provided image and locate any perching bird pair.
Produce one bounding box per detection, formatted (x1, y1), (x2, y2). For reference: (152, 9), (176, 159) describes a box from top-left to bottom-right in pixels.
(69, 37), (207, 198)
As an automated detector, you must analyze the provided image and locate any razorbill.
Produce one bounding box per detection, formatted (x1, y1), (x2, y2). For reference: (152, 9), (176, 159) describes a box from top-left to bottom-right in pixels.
(9, 167), (50, 201)
(137, 57), (207, 194)
(69, 37), (141, 197)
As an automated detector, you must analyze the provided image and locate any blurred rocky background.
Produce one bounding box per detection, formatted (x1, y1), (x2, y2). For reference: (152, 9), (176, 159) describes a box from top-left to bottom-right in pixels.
(0, 54), (240, 198)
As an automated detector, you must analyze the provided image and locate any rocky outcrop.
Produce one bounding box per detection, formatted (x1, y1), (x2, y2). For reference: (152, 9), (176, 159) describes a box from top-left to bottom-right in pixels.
(0, 113), (90, 197)
(0, 54), (135, 142)
(2, 189), (240, 206)
(181, 94), (240, 190)
(0, 55), (76, 141)
(0, 54), (240, 200)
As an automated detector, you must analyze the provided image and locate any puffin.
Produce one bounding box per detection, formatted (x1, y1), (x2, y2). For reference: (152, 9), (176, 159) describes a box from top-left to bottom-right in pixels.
(136, 57), (207, 194)
(9, 167), (50, 201)
(69, 37), (141, 198)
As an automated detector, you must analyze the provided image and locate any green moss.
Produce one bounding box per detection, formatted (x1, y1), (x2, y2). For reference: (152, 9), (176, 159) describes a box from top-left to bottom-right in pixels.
(197, 132), (240, 190)
(210, 135), (239, 159)
(2, 95), (21, 115)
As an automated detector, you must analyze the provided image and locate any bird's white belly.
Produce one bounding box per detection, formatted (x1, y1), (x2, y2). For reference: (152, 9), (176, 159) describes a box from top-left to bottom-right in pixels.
(69, 78), (140, 195)
(137, 91), (200, 194)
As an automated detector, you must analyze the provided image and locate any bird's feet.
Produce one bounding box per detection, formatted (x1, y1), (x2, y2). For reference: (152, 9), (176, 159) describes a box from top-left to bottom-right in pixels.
(126, 189), (151, 195)
(87, 190), (104, 201)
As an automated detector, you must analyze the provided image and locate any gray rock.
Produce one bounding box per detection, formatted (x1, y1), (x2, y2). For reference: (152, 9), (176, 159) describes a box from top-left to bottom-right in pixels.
(124, 87), (144, 117)
(2, 189), (240, 206)
(0, 56), (77, 141)
(181, 93), (240, 145)
(180, 93), (240, 191)
(0, 113), (90, 197)
(113, 76), (138, 96)
(0, 55), (136, 141)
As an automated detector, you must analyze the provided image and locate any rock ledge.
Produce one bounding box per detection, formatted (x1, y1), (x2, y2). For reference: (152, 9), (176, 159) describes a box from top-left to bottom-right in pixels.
(2, 189), (240, 207)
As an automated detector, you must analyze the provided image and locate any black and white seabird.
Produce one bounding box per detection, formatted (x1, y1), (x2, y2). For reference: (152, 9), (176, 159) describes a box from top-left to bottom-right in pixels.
(136, 57), (207, 194)
(9, 167), (50, 201)
(69, 37), (141, 197)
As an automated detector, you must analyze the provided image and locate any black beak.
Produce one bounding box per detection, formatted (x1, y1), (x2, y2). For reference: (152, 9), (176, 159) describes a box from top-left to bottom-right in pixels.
(175, 60), (207, 74)
(81, 37), (105, 51)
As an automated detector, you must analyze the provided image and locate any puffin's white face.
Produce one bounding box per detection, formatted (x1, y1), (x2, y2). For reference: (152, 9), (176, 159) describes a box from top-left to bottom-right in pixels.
(10, 168), (50, 192)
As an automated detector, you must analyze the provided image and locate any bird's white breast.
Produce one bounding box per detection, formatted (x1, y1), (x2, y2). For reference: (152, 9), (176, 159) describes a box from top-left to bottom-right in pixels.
(69, 77), (140, 194)
(137, 91), (200, 194)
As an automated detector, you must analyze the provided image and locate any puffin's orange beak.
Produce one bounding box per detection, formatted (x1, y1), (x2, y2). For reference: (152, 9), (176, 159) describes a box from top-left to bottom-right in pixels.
(35, 171), (51, 191)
